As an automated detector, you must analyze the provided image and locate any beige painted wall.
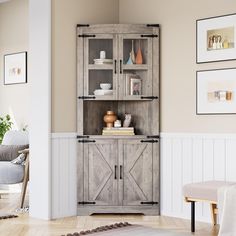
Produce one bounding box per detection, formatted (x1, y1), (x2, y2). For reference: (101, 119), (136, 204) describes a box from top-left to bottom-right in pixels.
(0, 0), (29, 130)
(119, 0), (236, 133)
(52, 0), (119, 132)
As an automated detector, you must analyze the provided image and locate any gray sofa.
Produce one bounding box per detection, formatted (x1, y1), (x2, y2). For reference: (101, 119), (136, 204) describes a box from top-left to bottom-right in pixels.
(0, 131), (29, 205)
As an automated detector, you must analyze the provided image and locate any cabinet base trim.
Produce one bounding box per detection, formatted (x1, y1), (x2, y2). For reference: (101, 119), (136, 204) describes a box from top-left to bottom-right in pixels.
(77, 206), (160, 216)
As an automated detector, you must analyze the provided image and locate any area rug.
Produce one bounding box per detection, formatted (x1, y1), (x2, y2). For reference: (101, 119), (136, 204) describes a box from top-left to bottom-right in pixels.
(0, 213), (18, 220)
(62, 222), (191, 236)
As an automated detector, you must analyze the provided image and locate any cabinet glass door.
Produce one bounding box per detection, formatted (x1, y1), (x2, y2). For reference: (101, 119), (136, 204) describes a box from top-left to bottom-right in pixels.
(119, 34), (153, 100)
(84, 34), (118, 100)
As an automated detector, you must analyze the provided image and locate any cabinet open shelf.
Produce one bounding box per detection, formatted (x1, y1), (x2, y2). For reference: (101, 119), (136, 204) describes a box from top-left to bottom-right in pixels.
(82, 100), (159, 136)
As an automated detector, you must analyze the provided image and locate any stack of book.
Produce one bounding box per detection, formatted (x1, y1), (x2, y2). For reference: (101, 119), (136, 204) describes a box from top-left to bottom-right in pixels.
(102, 127), (135, 136)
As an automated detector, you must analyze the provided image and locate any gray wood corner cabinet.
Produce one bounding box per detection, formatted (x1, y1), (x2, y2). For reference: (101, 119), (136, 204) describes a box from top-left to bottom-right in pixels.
(77, 24), (160, 215)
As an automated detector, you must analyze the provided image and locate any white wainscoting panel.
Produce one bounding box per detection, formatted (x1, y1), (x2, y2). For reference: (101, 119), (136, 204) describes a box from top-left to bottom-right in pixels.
(51, 133), (77, 219)
(161, 133), (236, 223)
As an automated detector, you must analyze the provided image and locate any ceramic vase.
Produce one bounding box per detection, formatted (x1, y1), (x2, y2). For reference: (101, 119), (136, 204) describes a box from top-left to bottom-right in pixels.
(104, 111), (117, 128)
(135, 40), (143, 64)
(131, 40), (136, 64)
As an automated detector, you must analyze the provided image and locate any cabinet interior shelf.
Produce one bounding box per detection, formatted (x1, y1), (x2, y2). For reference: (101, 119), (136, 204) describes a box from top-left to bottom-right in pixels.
(88, 64), (113, 70)
(122, 64), (148, 70)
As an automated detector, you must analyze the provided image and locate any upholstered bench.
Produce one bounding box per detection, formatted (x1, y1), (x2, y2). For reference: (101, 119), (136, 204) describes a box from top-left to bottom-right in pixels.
(183, 181), (236, 232)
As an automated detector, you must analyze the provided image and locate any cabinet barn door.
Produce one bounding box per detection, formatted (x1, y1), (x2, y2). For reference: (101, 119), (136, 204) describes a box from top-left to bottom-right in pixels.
(84, 139), (118, 205)
(119, 139), (154, 206)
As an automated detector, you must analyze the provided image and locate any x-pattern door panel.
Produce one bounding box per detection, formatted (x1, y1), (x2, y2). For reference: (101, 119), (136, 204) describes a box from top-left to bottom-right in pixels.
(119, 139), (153, 206)
(84, 139), (117, 205)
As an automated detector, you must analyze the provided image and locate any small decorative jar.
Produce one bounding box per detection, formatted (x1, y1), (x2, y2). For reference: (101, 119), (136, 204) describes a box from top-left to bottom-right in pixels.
(104, 111), (117, 128)
(114, 120), (121, 128)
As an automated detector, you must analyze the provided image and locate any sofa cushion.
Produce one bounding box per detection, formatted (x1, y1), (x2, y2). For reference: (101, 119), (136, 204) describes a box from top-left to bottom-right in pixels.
(0, 162), (24, 184)
(0, 145), (29, 161)
(2, 131), (29, 145)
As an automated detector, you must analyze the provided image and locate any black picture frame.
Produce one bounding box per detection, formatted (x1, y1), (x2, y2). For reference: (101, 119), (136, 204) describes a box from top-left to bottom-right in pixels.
(196, 13), (236, 64)
(196, 67), (236, 115)
(4, 51), (27, 85)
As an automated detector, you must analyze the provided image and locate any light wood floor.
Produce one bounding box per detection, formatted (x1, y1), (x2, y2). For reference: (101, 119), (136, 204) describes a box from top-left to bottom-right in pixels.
(0, 193), (219, 236)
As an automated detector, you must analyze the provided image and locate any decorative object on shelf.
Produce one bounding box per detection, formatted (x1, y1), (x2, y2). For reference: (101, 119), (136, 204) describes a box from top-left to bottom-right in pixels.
(126, 52), (133, 65)
(103, 111), (117, 127)
(100, 83), (112, 90)
(102, 127), (134, 135)
(94, 58), (113, 65)
(197, 13), (236, 63)
(114, 120), (121, 128)
(123, 114), (132, 127)
(4, 52), (27, 85)
(197, 68), (236, 114)
(131, 40), (136, 63)
(130, 77), (142, 95)
(100, 50), (106, 59)
(135, 40), (143, 64)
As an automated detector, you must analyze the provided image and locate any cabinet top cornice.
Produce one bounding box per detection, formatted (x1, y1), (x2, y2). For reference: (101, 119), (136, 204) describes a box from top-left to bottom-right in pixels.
(77, 24), (159, 35)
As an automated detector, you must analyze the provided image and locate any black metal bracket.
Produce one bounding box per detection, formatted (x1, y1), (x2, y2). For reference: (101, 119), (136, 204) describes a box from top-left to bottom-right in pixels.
(141, 96), (158, 100)
(78, 34), (96, 38)
(141, 139), (158, 143)
(78, 96), (96, 100)
(191, 201), (195, 232)
(146, 135), (160, 139)
(146, 24), (160, 28)
(77, 135), (89, 139)
(141, 34), (158, 38)
(77, 24), (90, 27)
(141, 201), (158, 205)
(78, 201), (96, 205)
(78, 140), (96, 143)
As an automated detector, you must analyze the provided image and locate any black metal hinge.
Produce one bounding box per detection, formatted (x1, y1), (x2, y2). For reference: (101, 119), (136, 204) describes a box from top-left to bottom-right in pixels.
(77, 135), (89, 139)
(78, 201), (96, 205)
(77, 24), (90, 27)
(78, 34), (96, 38)
(146, 24), (160, 28)
(141, 34), (158, 38)
(78, 96), (96, 100)
(141, 96), (158, 100)
(141, 139), (158, 143)
(78, 140), (96, 143)
(141, 201), (158, 205)
(146, 135), (160, 139)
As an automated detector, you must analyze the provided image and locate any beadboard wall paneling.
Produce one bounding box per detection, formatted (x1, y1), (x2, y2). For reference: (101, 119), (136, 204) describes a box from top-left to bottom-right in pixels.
(51, 133), (77, 219)
(161, 133), (236, 223)
(51, 132), (236, 222)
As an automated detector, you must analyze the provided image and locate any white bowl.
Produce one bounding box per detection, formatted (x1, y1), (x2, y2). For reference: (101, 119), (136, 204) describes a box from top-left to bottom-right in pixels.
(100, 83), (112, 90)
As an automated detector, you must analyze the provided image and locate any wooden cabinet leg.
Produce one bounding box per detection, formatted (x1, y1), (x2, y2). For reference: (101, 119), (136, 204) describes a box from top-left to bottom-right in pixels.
(210, 203), (217, 225)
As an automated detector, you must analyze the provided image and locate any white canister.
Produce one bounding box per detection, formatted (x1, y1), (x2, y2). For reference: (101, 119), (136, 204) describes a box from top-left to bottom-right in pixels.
(100, 51), (106, 59)
(114, 120), (121, 128)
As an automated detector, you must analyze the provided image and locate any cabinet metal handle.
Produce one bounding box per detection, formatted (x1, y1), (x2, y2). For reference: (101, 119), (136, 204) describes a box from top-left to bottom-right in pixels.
(78, 140), (96, 143)
(120, 60), (122, 74)
(141, 139), (158, 143)
(120, 165), (123, 180)
(114, 165), (117, 179)
(114, 60), (117, 74)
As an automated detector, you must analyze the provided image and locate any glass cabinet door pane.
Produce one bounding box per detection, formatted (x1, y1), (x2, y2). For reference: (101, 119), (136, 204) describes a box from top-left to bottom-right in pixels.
(84, 34), (117, 99)
(119, 34), (153, 100)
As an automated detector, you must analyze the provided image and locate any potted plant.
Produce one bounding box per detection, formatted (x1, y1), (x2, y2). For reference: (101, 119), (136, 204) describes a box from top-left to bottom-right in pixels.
(0, 114), (13, 144)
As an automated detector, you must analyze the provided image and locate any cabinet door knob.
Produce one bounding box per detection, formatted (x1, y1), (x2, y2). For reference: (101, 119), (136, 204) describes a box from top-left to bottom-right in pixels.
(114, 60), (117, 74)
(114, 165), (117, 179)
(120, 165), (123, 180)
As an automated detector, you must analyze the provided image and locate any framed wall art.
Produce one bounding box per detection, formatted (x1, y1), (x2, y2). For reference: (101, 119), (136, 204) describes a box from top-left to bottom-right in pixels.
(197, 68), (236, 114)
(4, 52), (27, 85)
(125, 73), (142, 95)
(196, 13), (236, 63)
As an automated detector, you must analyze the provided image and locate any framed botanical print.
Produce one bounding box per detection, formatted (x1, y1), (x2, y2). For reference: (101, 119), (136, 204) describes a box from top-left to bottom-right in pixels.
(196, 13), (236, 63)
(197, 68), (236, 114)
(4, 52), (27, 85)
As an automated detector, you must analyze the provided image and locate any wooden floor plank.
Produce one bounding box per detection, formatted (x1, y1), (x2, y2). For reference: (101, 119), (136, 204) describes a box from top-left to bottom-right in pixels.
(0, 193), (219, 236)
